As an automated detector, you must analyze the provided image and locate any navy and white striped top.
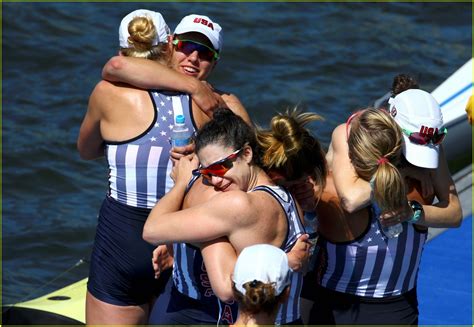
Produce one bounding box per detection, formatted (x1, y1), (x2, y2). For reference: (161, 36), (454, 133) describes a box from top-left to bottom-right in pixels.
(317, 205), (427, 298)
(105, 91), (195, 209)
(173, 184), (305, 324)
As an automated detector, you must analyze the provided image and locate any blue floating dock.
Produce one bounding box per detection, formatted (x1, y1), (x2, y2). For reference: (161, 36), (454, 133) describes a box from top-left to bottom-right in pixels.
(418, 214), (472, 325)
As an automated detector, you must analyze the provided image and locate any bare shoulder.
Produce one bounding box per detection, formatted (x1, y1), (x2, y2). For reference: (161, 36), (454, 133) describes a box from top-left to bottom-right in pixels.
(332, 123), (346, 138)
(220, 93), (244, 111)
(219, 93), (252, 124)
(209, 190), (256, 222)
(331, 123), (348, 150)
(91, 80), (136, 101)
(214, 190), (253, 208)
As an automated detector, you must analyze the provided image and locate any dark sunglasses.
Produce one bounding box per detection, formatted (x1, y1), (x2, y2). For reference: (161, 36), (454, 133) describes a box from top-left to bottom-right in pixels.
(172, 39), (220, 62)
(193, 148), (243, 179)
(402, 127), (447, 145)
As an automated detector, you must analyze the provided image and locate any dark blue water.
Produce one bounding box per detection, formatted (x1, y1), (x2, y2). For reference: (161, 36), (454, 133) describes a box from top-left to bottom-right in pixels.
(3, 2), (471, 304)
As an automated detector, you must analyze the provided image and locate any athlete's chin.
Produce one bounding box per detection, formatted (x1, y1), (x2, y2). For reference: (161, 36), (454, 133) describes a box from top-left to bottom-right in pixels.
(217, 184), (234, 192)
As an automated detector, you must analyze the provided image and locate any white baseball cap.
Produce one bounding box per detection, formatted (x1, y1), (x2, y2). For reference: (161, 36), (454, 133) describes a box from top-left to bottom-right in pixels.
(232, 244), (291, 296)
(388, 89), (444, 169)
(174, 14), (223, 51)
(119, 9), (170, 48)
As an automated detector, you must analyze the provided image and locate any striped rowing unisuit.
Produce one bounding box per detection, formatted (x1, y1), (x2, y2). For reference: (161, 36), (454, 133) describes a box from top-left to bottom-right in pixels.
(105, 91), (195, 209)
(318, 205), (427, 298)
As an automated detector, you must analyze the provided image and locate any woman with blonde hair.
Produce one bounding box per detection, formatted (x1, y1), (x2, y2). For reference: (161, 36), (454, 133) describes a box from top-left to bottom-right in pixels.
(300, 108), (422, 324)
(257, 110), (327, 212)
(346, 108), (407, 213)
(78, 10), (247, 324)
(302, 92), (461, 324)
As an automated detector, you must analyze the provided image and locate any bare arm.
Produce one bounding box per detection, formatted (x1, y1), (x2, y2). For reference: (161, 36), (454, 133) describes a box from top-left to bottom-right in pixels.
(201, 234), (310, 303)
(144, 190), (253, 245)
(103, 56), (196, 91)
(330, 124), (372, 212)
(102, 56), (225, 115)
(415, 146), (462, 228)
(201, 238), (237, 302)
(77, 81), (107, 160)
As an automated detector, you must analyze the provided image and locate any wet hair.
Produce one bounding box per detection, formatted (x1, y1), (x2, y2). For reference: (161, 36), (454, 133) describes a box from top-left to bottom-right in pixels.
(195, 108), (261, 165)
(232, 280), (286, 316)
(348, 108), (406, 211)
(391, 74), (419, 96)
(257, 109), (327, 191)
(120, 16), (169, 61)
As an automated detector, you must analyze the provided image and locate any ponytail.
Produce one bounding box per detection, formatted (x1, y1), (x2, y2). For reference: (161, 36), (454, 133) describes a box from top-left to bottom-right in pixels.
(348, 108), (406, 211)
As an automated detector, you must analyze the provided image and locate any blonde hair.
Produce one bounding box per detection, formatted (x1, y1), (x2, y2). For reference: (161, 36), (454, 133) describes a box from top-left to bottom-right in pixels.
(120, 16), (169, 62)
(348, 108), (406, 211)
(257, 109), (327, 194)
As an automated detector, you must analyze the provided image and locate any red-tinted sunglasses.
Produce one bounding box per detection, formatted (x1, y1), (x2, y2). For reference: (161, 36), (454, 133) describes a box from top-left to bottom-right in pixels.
(193, 148), (243, 179)
(172, 39), (219, 62)
(402, 127), (447, 145)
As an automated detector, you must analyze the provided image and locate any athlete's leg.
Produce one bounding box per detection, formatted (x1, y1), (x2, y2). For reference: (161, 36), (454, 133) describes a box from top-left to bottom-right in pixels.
(86, 291), (149, 325)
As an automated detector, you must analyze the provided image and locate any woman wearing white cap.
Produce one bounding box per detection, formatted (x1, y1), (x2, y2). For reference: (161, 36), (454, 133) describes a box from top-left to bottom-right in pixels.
(77, 10), (248, 325)
(332, 74), (462, 230)
(231, 244), (292, 326)
(302, 76), (462, 325)
(101, 13), (250, 130)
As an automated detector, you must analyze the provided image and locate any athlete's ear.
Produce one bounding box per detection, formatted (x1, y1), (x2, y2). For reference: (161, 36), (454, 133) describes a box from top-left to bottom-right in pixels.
(242, 144), (253, 164)
(168, 35), (175, 51)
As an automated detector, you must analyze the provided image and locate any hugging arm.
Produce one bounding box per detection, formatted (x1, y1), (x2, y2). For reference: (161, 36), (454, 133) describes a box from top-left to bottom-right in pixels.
(330, 124), (372, 212)
(102, 56), (225, 115)
(416, 146), (462, 228)
(200, 234), (311, 303)
(143, 185), (253, 245)
(201, 238), (237, 302)
(77, 81), (108, 160)
(103, 56), (196, 91)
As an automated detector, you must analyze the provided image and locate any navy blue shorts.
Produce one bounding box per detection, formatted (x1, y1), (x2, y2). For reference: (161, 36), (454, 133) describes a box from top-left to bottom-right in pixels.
(87, 196), (170, 306)
(306, 284), (418, 325)
(149, 278), (238, 325)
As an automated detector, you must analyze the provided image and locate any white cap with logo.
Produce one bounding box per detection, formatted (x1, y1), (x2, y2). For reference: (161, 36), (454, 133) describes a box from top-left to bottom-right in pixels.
(119, 9), (170, 48)
(174, 14), (223, 51)
(389, 89), (444, 169)
(232, 244), (291, 296)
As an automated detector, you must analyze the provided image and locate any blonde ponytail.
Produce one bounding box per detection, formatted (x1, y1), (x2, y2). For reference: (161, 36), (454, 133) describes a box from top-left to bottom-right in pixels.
(120, 16), (169, 61)
(257, 108), (327, 193)
(348, 108), (406, 211)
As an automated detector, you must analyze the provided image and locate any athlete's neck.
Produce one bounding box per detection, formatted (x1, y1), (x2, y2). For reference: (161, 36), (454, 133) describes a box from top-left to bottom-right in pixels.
(231, 311), (277, 326)
(247, 166), (274, 191)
